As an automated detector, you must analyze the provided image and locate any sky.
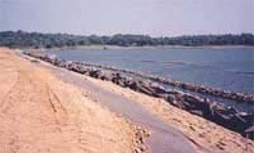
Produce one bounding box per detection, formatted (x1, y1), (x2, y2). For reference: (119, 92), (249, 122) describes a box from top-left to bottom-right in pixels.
(0, 0), (253, 36)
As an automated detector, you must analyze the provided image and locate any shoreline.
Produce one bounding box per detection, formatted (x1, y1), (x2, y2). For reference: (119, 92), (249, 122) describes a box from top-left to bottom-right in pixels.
(21, 48), (254, 153)
(23, 51), (254, 137)
(71, 61), (254, 103)
(24, 51), (254, 103)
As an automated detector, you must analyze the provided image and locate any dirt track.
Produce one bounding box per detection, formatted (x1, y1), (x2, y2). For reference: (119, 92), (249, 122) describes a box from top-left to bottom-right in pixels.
(0, 48), (136, 153)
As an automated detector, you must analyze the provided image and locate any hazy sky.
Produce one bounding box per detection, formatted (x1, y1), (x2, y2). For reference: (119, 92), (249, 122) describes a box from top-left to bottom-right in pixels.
(0, 0), (253, 36)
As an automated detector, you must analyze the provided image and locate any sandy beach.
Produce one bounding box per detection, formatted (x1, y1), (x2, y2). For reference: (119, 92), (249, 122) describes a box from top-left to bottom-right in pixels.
(0, 47), (253, 153)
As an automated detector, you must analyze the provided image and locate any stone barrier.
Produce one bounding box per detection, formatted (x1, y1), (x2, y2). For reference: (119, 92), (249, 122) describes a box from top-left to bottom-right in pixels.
(78, 61), (254, 103)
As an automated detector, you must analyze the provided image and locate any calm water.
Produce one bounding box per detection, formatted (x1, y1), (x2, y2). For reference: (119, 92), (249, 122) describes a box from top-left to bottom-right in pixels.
(48, 47), (254, 95)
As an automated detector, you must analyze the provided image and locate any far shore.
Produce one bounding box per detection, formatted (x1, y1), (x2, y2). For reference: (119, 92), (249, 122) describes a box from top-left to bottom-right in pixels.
(25, 44), (254, 52)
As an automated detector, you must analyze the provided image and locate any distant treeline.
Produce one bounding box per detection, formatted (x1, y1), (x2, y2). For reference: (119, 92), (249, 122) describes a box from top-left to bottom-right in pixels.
(0, 30), (253, 48)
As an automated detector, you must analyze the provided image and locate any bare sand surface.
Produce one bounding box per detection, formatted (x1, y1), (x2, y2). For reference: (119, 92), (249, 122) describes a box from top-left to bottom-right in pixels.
(0, 48), (138, 153)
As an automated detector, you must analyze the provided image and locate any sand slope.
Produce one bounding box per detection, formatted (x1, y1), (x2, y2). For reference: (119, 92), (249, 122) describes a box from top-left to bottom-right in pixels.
(0, 48), (135, 153)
